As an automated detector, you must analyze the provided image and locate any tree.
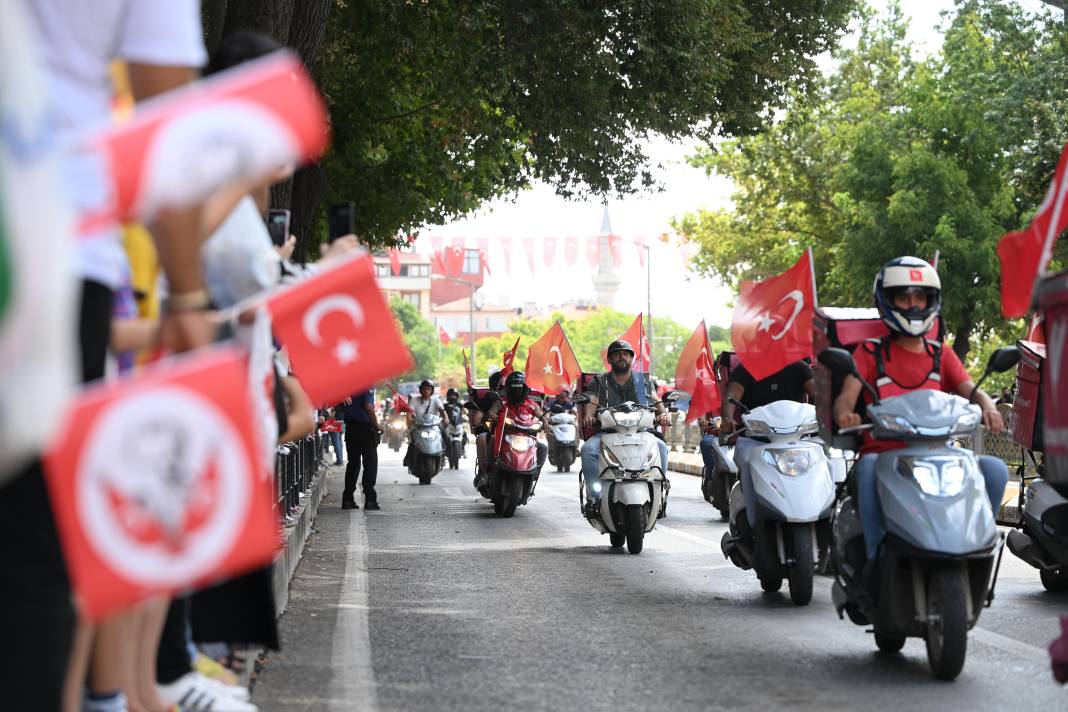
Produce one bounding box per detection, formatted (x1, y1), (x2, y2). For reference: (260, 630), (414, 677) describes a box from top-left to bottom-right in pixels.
(389, 297), (440, 381)
(675, 0), (1068, 361)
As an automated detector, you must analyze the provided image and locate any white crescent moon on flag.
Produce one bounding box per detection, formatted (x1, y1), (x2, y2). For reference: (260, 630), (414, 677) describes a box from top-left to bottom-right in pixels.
(548, 346), (564, 376)
(769, 290), (804, 341)
(302, 295), (365, 347)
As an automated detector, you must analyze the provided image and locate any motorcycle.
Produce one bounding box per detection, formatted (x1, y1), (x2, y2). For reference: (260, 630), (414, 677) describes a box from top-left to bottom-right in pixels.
(818, 345), (1019, 680)
(546, 410), (579, 472)
(408, 413), (444, 485)
(444, 406), (465, 470)
(572, 391), (677, 554)
(386, 414), (406, 452)
(476, 406), (543, 517)
(719, 399), (835, 605)
(700, 417), (739, 520)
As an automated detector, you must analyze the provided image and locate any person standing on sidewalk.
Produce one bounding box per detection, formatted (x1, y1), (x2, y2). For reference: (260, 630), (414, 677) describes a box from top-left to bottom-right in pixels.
(337, 388), (382, 510)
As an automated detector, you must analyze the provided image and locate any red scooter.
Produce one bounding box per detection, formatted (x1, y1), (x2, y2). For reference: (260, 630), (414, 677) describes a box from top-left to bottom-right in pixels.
(479, 405), (544, 517)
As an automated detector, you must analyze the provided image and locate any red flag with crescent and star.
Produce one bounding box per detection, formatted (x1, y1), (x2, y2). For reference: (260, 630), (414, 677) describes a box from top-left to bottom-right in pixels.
(500, 337), (521, 378)
(267, 254), (413, 407)
(524, 322), (582, 394)
(462, 350), (474, 388)
(674, 321), (720, 422)
(620, 313), (651, 373)
(386, 383), (412, 414)
(998, 142), (1068, 318)
(543, 237), (558, 269)
(388, 248), (401, 276)
(585, 235), (600, 268)
(438, 325), (450, 346)
(731, 249), (816, 381)
(522, 238), (537, 274)
(42, 347), (275, 620)
(564, 236), (580, 267)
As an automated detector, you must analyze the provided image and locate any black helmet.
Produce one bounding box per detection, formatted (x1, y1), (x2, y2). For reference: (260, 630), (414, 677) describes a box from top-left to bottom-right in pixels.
(606, 339), (635, 358)
(505, 371), (529, 405)
(419, 379), (435, 391)
(445, 387), (459, 400)
(873, 256), (941, 337)
(488, 370), (504, 390)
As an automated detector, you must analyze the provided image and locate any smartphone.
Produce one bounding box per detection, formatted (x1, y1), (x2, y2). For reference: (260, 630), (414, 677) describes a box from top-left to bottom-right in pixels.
(266, 209), (290, 247)
(327, 201), (356, 242)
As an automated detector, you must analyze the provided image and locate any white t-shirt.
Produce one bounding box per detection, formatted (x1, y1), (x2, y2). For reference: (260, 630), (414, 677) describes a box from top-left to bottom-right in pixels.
(26, 0), (208, 288)
(202, 196), (281, 308)
(408, 394), (444, 417)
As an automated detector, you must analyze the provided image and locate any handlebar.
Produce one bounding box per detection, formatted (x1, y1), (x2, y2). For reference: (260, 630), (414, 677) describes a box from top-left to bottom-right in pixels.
(838, 423), (873, 435)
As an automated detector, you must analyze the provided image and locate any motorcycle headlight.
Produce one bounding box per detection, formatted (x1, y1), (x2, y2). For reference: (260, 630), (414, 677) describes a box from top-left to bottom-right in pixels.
(746, 420), (771, 436)
(419, 431), (433, 439)
(951, 411), (980, 435)
(762, 448), (813, 476)
(601, 444), (622, 468)
(874, 413), (918, 435)
(897, 455), (969, 497)
(612, 412), (642, 428)
(505, 434), (534, 452)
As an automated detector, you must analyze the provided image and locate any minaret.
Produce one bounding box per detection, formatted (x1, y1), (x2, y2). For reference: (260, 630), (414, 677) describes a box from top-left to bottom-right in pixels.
(592, 207), (622, 308)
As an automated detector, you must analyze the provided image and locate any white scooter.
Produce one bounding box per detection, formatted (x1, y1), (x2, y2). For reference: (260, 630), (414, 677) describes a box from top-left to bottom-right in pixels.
(546, 410), (579, 472)
(572, 391), (678, 554)
(720, 398), (835, 605)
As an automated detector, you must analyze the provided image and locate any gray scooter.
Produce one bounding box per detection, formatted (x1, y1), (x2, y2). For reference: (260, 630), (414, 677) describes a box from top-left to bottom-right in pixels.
(819, 346), (1018, 680)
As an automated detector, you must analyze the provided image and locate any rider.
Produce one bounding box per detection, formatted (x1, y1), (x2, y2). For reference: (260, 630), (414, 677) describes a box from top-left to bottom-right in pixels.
(443, 387), (468, 449)
(580, 340), (671, 514)
(403, 379), (447, 467)
(716, 359), (815, 526)
(469, 370), (505, 477)
(496, 372), (547, 472)
(546, 390), (576, 415)
(832, 256), (1008, 567)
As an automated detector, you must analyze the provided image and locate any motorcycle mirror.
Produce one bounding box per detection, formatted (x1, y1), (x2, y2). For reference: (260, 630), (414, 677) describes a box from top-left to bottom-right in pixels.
(572, 392), (591, 405)
(661, 390), (681, 403)
(727, 395), (750, 415)
(817, 347), (856, 376)
(986, 346), (1020, 374)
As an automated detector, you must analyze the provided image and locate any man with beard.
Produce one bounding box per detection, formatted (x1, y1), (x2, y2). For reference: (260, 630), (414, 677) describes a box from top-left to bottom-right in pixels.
(578, 340), (670, 514)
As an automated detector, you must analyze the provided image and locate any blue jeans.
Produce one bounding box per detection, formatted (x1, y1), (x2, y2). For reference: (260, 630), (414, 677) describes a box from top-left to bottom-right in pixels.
(581, 432), (669, 496)
(699, 434), (718, 474)
(856, 453), (1009, 560)
(329, 429), (345, 463)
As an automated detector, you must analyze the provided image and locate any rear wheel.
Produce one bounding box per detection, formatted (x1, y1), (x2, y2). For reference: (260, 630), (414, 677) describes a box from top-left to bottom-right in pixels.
(625, 505), (647, 554)
(1041, 568), (1068, 593)
(448, 448), (459, 470)
(609, 531), (625, 548)
(925, 565), (969, 680)
(874, 632), (906, 654)
(787, 524), (815, 606)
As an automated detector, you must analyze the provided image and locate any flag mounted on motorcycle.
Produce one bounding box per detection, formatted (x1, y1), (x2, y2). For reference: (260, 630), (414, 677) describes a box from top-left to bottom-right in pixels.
(674, 321), (720, 422)
(500, 336), (521, 378)
(731, 249), (817, 381)
(524, 321), (582, 395)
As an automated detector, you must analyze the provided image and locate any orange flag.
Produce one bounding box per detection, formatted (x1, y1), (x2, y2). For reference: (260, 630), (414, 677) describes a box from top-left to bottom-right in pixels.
(524, 321), (582, 394)
(674, 321), (720, 422)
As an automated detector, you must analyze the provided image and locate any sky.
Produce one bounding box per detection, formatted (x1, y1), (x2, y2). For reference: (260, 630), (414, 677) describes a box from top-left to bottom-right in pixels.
(415, 0), (1045, 330)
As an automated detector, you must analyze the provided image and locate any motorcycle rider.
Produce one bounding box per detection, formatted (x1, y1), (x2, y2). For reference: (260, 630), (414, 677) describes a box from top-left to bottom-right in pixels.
(403, 379), (447, 467)
(444, 387), (468, 450)
(717, 359), (815, 526)
(495, 371), (548, 472)
(469, 370), (505, 476)
(832, 256), (1008, 568)
(580, 340), (671, 513)
(546, 390), (575, 415)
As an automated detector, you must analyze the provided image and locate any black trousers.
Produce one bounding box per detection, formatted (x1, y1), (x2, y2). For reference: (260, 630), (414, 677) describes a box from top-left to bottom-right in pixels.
(343, 422), (379, 501)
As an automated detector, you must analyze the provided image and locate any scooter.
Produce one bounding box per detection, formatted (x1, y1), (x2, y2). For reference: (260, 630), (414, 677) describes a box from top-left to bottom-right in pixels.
(477, 406), (543, 517)
(818, 345), (1019, 680)
(408, 413), (444, 485)
(720, 399), (835, 605)
(444, 407), (465, 470)
(386, 414), (406, 452)
(700, 419), (739, 520)
(546, 409), (579, 472)
(572, 391), (677, 554)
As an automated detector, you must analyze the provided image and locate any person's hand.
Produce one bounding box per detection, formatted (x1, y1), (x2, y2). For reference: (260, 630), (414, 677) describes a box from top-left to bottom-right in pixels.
(982, 407), (1005, 434)
(582, 414), (596, 429)
(697, 415), (709, 429)
(836, 412), (862, 429)
(343, 397), (353, 405)
(657, 413), (671, 427)
(275, 234), (296, 261)
(161, 309), (215, 352)
(720, 419), (735, 434)
(320, 234), (359, 262)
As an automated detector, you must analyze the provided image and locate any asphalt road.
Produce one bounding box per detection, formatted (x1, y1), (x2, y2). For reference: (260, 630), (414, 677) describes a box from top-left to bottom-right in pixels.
(252, 446), (1066, 711)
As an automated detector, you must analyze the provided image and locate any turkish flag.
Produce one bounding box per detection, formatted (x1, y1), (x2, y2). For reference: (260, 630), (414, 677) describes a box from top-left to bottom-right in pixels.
(522, 238), (537, 274)
(524, 322), (582, 394)
(462, 349), (474, 388)
(620, 313), (651, 373)
(731, 249), (816, 381)
(387, 383), (412, 413)
(388, 248), (401, 276)
(635, 235), (648, 268)
(445, 246), (465, 276)
(438, 325), (450, 346)
(42, 347), (275, 620)
(674, 321), (720, 421)
(998, 142), (1068, 318)
(430, 249), (446, 275)
(500, 337), (521, 378)
(267, 254), (413, 407)
(607, 234), (623, 267)
(430, 235), (443, 253)
(500, 237), (513, 274)
(564, 236), (580, 266)
(320, 418), (342, 433)
(77, 51), (328, 235)
(476, 238), (491, 276)
(1027, 313), (1046, 344)
(543, 237), (558, 269)
(586, 235), (600, 268)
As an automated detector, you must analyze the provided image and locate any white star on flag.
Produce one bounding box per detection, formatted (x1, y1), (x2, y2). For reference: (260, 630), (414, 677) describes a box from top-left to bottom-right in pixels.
(757, 312), (775, 332)
(543, 363), (554, 374)
(332, 338), (359, 365)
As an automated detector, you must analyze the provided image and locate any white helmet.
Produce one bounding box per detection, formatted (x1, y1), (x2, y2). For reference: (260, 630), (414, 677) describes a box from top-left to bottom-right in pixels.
(873, 256), (941, 337)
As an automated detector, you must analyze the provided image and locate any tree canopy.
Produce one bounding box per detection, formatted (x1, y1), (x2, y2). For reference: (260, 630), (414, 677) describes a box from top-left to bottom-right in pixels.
(674, 0), (1068, 361)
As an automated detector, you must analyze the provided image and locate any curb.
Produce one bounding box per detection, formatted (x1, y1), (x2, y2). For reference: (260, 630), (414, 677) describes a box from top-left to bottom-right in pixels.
(272, 466), (329, 618)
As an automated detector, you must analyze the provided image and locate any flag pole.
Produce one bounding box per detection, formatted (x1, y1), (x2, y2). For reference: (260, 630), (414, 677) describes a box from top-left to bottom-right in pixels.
(807, 247), (819, 309)
(646, 244), (653, 377)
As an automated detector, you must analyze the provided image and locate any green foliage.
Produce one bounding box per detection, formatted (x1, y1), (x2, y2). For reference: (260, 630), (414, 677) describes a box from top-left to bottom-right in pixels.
(675, 0), (1068, 358)
(389, 297), (442, 381)
(318, 0), (857, 245)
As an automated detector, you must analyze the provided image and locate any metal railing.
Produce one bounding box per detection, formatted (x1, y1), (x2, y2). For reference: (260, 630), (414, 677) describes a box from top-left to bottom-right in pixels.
(274, 433), (327, 521)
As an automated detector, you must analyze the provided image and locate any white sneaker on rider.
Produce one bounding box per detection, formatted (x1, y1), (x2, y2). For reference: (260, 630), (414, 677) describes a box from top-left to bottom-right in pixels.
(157, 672), (256, 710)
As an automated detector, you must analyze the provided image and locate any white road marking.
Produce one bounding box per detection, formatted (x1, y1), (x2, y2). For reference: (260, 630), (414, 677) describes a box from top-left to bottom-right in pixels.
(970, 626), (1050, 664)
(328, 512), (379, 712)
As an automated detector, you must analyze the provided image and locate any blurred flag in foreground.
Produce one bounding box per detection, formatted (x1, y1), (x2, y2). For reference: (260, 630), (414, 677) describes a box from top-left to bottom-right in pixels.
(674, 321), (720, 421)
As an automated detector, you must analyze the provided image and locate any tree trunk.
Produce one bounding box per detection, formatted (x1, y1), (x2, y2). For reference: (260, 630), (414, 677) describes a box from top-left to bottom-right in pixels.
(289, 164), (328, 263)
(201, 0), (229, 55)
(221, 0), (295, 44)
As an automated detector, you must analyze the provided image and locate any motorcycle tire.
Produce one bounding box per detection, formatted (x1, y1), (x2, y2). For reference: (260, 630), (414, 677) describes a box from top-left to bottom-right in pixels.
(787, 524), (814, 606)
(1040, 567), (1068, 593)
(925, 565), (968, 680)
(874, 632), (906, 654)
(449, 452), (459, 470)
(759, 576), (783, 593)
(493, 498), (505, 515)
(499, 476), (521, 518)
(625, 504), (646, 554)
(418, 475), (432, 485)
(609, 531), (625, 548)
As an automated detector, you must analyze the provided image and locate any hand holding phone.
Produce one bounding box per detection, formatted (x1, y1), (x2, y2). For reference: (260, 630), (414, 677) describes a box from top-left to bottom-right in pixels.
(266, 209), (291, 247)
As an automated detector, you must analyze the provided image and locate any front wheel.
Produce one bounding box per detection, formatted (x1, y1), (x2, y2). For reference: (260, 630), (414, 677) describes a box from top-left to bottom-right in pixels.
(925, 565), (969, 680)
(625, 505), (647, 554)
(1041, 567), (1068, 593)
(448, 448), (460, 470)
(499, 476), (522, 518)
(787, 524), (814, 606)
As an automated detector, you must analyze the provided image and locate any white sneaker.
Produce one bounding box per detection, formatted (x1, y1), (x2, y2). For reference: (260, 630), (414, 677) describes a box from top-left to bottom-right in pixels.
(158, 672), (258, 711)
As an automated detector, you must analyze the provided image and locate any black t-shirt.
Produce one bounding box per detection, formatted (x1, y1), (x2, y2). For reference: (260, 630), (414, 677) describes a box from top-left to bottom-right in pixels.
(729, 361), (812, 409)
